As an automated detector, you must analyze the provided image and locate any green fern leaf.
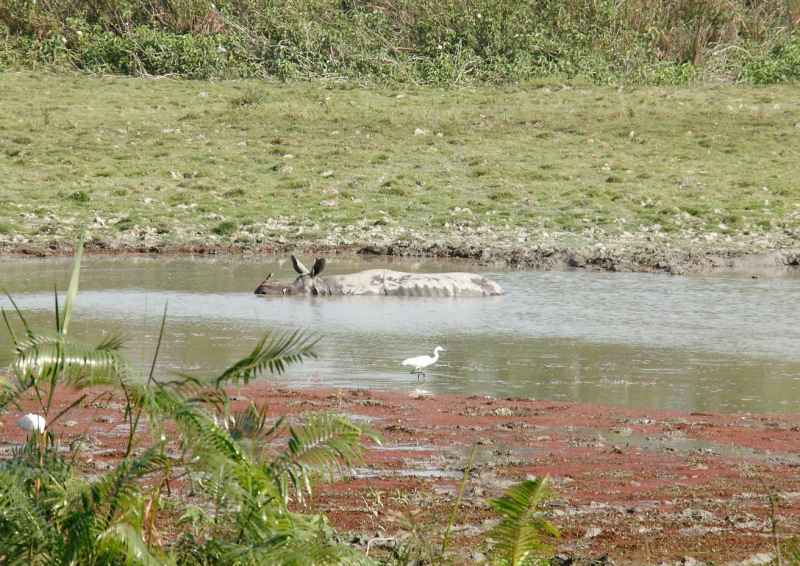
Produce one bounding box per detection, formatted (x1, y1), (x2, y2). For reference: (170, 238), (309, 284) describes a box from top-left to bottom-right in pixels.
(59, 447), (170, 564)
(10, 324), (132, 388)
(214, 331), (317, 386)
(223, 537), (379, 565)
(485, 477), (560, 566)
(268, 411), (381, 503)
(96, 523), (168, 566)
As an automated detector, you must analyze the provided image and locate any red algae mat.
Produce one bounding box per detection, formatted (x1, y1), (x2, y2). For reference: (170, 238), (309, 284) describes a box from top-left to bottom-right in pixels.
(2, 383), (799, 564)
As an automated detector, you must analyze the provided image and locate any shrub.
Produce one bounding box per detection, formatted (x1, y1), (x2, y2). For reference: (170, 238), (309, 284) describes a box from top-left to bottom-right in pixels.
(211, 220), (238, 236)
(68, 190), (91, 202)
(1, 0), (799, 84)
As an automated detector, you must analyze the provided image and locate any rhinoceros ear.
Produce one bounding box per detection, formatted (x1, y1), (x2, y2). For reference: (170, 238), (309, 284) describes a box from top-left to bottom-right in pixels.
(312, 258), (326, 277)
(265, 273), (273, 281)
(291, 255), (310, 275)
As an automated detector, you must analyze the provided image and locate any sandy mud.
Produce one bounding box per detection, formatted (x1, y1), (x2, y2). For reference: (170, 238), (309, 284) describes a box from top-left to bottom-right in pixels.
(2, 240), (799, 275)
(2, 384), (798, 565)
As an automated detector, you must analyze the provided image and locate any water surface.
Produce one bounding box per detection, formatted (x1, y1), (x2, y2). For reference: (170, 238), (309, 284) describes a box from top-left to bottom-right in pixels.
(2, 255), (799, 414)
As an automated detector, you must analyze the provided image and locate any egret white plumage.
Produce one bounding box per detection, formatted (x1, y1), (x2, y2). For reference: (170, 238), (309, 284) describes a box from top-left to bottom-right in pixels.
(16, 413), (46, 434)
(402, 346), (443, 382)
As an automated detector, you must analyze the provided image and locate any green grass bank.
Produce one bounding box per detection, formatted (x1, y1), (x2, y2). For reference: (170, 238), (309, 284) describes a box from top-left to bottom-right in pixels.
(2, 0), (800, 85)
(0, 73), (798, 270)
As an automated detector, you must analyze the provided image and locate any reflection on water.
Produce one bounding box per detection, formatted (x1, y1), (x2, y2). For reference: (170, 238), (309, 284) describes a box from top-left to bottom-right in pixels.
(1, 255), (799, 414)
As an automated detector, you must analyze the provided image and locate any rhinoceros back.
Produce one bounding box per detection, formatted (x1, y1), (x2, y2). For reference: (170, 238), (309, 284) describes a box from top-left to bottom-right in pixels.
(323, 269), (503, 297)
(323, 269), (390, 295)
(387, 272), (504, 297)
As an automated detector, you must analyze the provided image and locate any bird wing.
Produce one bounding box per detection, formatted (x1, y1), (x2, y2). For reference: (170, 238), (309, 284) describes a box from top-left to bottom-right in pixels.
(402, 355), (430, 367)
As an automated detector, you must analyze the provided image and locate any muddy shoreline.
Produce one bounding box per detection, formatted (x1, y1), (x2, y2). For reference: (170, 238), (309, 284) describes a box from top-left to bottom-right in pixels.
(2, 240), (799, 275)
(2, 384), (798, 565)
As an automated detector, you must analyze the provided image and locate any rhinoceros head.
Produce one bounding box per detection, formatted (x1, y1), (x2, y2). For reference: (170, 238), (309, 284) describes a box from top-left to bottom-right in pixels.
(254, 256), (326, 295)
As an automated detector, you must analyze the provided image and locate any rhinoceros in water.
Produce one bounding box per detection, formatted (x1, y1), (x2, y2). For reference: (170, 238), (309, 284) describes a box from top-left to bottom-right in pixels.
(254, 256), (504, 297)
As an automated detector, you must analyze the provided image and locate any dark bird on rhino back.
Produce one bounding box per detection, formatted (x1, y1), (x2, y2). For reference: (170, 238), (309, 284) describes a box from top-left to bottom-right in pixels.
(254, 256), (504, 297)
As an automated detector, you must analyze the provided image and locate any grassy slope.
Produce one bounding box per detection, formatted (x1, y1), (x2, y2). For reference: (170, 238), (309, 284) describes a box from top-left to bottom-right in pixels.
(0, 73), (798, 259)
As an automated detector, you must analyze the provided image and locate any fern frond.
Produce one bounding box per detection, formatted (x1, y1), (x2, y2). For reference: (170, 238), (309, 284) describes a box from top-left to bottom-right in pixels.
(62, 447), (169, 538)
(224, 537), (379, 566)
(96, 329), (129, 352)
(143, 376), (206, 413)
(173, 400), (246, 463)
(58, 449), (169, 565)
(0, 466), (54, 561)
(785, 537), (800, 565)
(96, 523), (169, 566)
(11, 324), (132, 388)
(232, 487), (295, 543)
(268, 411), (380, 503)
(170, 397), (286, 535)
(2, 291), (29, 347)
(215, 331), (317, 386)
(385, 510), (436, 566)
(229, 402), (273, 440)
(98, 451), (170, 522)
(485, 477), (559, 566)
(0, 372), (26, 414)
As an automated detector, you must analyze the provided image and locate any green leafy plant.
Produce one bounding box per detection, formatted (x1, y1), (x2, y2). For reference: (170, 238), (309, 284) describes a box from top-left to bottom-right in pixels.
(1, 234), (167, 565)
(380, 446), (558, 566)
(785, 538), (800, 566)
(484, 477), (560, 566)
(231, 85), (266, 107)
(0, 236), (381, 566)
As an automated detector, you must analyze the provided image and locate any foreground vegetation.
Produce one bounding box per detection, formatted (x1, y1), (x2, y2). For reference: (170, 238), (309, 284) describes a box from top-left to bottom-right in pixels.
(0, 240), (560, 565)
(1, 0), (800, 85)
(1, 73), (798, 261)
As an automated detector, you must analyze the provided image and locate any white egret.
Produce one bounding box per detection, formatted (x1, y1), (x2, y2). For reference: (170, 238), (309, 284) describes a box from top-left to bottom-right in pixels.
(16, 413), (46, 434)
(402, 347), (443, 383)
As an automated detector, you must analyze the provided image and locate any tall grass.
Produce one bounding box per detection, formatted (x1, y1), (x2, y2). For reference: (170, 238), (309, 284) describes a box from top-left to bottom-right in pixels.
(1, 0), (799, 84)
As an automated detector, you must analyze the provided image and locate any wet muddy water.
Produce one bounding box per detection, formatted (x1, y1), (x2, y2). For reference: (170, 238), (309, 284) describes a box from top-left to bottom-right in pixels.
(2, 255), (799, 414)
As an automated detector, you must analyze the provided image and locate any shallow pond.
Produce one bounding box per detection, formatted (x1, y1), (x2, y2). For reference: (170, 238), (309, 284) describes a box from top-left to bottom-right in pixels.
(2, 255), (799, 414)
